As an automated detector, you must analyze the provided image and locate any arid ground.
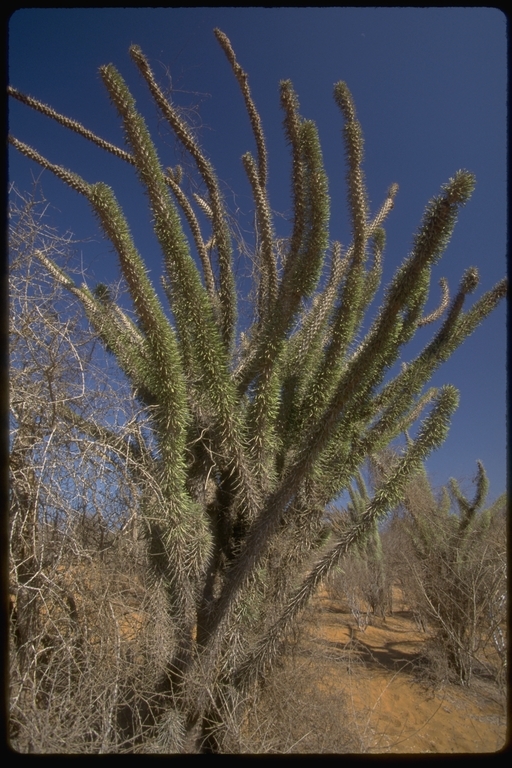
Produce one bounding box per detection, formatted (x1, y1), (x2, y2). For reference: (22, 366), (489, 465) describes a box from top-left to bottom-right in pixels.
(292, 587), (507, 753)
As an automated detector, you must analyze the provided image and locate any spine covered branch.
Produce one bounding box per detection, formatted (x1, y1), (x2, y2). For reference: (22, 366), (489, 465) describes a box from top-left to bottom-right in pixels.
(8, 29), (506, 752)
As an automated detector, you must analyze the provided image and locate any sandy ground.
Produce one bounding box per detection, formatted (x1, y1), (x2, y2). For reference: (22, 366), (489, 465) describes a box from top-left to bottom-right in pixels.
(301, 589), (507, 753)
(44, 567), (506, 753)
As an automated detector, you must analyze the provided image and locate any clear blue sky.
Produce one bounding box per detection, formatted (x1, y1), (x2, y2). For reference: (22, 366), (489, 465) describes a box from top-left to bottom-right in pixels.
(8, 8), (507, 502)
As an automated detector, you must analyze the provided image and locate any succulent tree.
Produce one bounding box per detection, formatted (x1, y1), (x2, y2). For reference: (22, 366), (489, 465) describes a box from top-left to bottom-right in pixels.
(8, 29), (506, 751)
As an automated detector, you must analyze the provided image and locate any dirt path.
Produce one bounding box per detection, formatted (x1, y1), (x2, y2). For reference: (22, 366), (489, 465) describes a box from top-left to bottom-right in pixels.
(303, 590), (507, 753)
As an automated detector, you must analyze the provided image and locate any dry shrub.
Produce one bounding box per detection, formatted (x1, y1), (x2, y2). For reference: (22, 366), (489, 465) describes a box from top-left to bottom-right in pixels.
(327, 555), (392, 633)
(383, 467), (507, 691)
(235, 616), (357, 754)
(9, 537), (176, 753)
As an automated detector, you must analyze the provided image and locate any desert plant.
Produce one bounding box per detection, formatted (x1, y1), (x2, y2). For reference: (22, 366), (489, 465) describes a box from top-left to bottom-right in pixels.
(397, 460), (507, 686)
(329, 469), (391, 630)
(8, 185), (178, 753)
(8, 29), (506, 751)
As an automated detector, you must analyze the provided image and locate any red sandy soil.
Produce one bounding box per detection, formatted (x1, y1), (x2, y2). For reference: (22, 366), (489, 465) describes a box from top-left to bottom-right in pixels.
(35, 566), (506, 753)
(301, 589), (507, 753)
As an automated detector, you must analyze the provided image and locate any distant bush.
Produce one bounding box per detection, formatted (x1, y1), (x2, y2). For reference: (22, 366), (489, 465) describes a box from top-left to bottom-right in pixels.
(394, 461), (507, 687)
(328, 468), (392, 630)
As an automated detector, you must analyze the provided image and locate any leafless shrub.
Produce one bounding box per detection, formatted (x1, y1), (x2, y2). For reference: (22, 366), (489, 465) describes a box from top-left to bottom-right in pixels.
(8, 185), (174, 752)
(237, 646), (357, 753)
(390, 464), (507, 689)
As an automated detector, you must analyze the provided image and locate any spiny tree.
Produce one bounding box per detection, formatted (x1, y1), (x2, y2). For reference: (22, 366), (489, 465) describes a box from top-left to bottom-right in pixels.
(398, 460), (507, 686)
(8, 29), (507, 751)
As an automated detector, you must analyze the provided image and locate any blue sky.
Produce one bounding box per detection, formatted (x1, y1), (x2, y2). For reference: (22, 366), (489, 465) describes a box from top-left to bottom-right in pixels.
(8, 7), (507, 502)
